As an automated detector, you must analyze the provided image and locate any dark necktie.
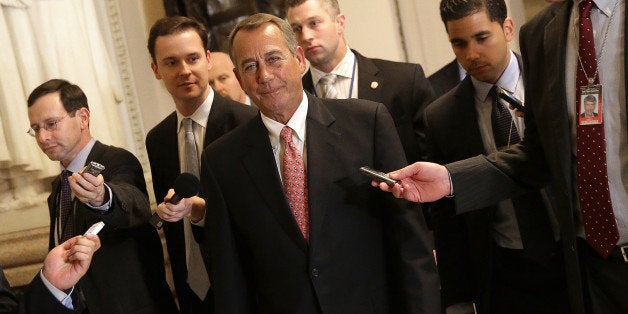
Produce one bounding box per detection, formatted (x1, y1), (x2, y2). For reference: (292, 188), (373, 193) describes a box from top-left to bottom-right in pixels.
(575, 0), (618, 258)
(60, 170), (74, 242)
(280, 126), (309, 241)
(490, 86), (521, 149)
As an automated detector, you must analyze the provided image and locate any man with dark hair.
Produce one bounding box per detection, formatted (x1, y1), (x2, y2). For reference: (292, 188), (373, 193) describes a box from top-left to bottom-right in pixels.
(425, 0), (569, 313)
(27, 79), (177, 313)
(202, 12), (439, 313)
(145, 16), (257, 313)
(374, 0), (628, 313)
(285, 0), (435, 163)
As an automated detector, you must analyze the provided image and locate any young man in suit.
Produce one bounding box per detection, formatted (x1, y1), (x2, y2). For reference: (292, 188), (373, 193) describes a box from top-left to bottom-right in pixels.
(145, 16), (257, 313)
(26, 79), (177, 314)
(207, 52), (253, 106)
(201, 13), (439, 314)
(285, 0), (435, 163)
(375, 0), (628, 313)
(425, 0), (568, 313)
(1, 234), (101, 314)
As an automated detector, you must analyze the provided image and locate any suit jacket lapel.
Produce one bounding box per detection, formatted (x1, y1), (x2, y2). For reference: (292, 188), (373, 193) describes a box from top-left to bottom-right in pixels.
(450, 78), (486, 158)
(354, 50), (383, 102)
(240, 117), (309, 253)
(204, 93), (232, 147)
(304, 95), (346, 251)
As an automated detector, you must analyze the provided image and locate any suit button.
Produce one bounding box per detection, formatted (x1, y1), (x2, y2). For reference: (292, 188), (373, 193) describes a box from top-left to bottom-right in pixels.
(311, 267), (319, 277)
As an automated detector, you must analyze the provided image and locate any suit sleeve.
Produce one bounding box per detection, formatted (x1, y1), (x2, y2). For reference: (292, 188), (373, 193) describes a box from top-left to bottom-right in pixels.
(18, 275), (81, 314)
(81, 147), (151, 228)
(374, 104), (441, 314)
(0, 268), (18, 314)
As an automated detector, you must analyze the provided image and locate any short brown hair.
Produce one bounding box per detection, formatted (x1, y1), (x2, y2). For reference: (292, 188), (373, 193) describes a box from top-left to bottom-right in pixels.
(27, 79), (88, 115)
(228, 13), (299, 62)
(284, 0), (340, 16)
(147, 16), (209, 63)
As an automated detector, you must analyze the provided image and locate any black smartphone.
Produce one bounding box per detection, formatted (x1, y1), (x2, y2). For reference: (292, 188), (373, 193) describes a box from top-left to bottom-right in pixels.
(359, 166), (398, 187)
(79, 161), (105, 177)
(496, 86), (525, 112)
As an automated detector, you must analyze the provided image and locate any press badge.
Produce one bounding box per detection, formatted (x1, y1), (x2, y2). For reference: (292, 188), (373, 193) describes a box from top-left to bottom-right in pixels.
(578, 84), (603, 125)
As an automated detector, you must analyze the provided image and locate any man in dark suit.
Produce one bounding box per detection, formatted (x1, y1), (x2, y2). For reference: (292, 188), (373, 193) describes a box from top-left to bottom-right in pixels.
(201, 13), (439, 313)
(425, 1), (568, 313)
(285, 0), (435, 163)
(428, 59), (466, 98)
(1, 234), (100, 314)
(27, 79), (177, 314)
(374, 0), (628, 313)
(145, 16), (257, 314)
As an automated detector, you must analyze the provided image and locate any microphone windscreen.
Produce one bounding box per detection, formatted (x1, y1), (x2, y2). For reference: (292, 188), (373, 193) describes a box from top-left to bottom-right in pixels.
(173, 173), (200, 198)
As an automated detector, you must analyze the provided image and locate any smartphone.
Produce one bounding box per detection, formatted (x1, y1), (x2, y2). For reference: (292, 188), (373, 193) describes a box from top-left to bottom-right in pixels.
(496, 86), (525, 112)
(84, 221), (105, 236)
(359, 166), (398, 187)
(79, 161), (105, 177)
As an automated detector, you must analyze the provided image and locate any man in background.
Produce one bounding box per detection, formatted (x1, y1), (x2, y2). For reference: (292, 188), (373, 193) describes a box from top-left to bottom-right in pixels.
(424, 0), (568, 312)
(428, 59), (466, 98)
(285, 0), (435, 163)
(207, 51), (252, 106)
(27, 79), (176, 313)
(145, 16), (257, 313)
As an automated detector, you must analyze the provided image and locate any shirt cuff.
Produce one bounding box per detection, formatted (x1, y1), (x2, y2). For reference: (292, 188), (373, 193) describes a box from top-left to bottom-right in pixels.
(445, 170), (455, 197)
(86, 183), (113, 211)
(39, 269), (74, 310)
(446, 302), (476, 314)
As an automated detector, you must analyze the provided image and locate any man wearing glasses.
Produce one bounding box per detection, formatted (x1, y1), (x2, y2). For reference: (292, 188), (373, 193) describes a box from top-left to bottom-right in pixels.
(26, 79), (177, 313)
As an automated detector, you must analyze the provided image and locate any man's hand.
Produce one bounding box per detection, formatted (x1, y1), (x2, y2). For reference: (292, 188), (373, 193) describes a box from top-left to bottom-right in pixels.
(371, 162), (451, 203)
(156, 189), (206, 223)
(42, 234), (101, 291)
(69, 172), (106, 206)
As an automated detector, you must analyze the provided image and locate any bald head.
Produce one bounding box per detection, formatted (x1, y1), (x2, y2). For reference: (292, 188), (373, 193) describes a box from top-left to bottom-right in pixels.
(208, 52), (248, 104)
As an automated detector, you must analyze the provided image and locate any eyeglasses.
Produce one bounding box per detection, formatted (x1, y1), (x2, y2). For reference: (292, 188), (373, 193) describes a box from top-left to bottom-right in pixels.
(27, 114), (69, 137)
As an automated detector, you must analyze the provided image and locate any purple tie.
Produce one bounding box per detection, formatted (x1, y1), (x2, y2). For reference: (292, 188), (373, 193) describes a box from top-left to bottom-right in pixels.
(576, 0), (618, 258)
(280, 126), (309, 241)
(60, 170), (74, 242)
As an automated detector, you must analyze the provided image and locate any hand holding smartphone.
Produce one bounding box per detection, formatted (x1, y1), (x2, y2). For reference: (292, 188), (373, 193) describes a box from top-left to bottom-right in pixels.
(359, 166), (398, 187)
(495, 86), (525, 112)
(79, 161), (105, 177)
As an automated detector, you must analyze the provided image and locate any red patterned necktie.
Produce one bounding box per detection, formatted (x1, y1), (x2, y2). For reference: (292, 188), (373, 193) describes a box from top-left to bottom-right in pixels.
(576, 0), (618, 258)
(60, 170), (74, 242)
(280, 126), (309, 241)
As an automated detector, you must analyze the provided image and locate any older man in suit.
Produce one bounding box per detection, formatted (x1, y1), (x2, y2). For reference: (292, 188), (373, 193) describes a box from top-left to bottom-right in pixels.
(424, 0), (569, 313)
(145, 16), (257, 314)
(285, 0), (435, 163)
(27, 79), (176, 314)
(201, 13), (439, 314)
(374, 0), (628, 313)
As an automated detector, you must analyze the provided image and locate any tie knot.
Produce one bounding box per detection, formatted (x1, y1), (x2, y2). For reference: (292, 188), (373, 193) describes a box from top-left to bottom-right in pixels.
(280, 126), (293, 142)
(579, 0), (594, 18)
(318, 74), (337, 86)
(182, 118), (194, 132)
(61, 170), (72, 180)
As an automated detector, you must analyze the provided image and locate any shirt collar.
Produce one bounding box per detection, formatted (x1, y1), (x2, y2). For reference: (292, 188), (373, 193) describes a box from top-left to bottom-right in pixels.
(261, 91), (308, 143)
(177, 88), (214, 132)
(62, 138), (96, 173)
(311, 46), (355, 85)
(472, 50), (520, 101)
(584, 0), (615, 17)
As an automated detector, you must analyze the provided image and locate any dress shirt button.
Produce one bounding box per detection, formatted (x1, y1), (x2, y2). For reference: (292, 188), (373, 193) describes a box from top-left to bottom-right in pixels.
(311, 267), (320, 277)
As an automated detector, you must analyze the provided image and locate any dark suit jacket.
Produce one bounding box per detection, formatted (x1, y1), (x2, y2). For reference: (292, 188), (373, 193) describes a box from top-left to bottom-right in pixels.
(425, 74), (555, 311)
(201, 93), (439, 314)
(302, 49), (435, 163)
(17, 273), (84, 314)
(0, 268), (18, 314)
(47, 141), (177, 314)
(442, 2), (627, 313)
(145, 93), (257, 308)
(428, 59), (463, 99)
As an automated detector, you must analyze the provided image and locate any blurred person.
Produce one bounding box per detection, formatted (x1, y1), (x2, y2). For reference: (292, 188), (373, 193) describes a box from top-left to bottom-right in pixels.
(207, 52), (252, 106)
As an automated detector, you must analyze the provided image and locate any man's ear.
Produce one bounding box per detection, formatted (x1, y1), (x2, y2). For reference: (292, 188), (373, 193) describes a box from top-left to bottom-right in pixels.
(151, 61), (162, 80)
(502, 17), (515, 42)
(335, 13), (346, 35)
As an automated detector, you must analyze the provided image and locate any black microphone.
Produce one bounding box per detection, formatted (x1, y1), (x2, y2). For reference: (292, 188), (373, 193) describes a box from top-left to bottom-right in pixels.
(149, 173), (200, 229)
